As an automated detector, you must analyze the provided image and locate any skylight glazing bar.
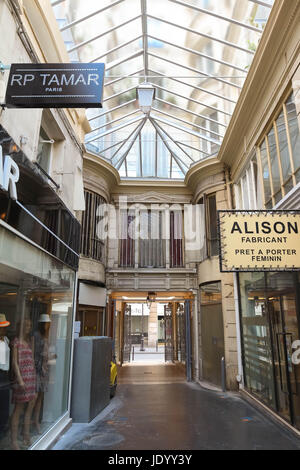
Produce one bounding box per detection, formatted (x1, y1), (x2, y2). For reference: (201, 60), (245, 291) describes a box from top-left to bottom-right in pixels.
(153, 115), (221, 146)
(89, 100), (137, 122)
(155, 97), (227, 129)
(111, 120), (146, 162)
(106, 50), (144, 72)
(151, 83), (232, 117)
(92, 138), (127, 156)
(90, 35), (143, 63)
(86, 116), (143, 143)
(115, 119), (147, 170)
(103, 85), (138, 103)
(148, 68), (236, 105)
(90, 110), (141, 134)
(150, 119), (188, 175)
(51, 0), (65, 6)
(248, 0), (273, 8)
(68, 15), (141, 53)
(60, 0), (125, 32)
(151, 119), (194, 163)
(147, 14), (255, 55)
(175, 141), (211, 157)
(148, 35), (248, 74)
(105, 69), (144, 87)
(151, 107), (224, 139)
(141, 0), (149, 81)
(148, 52), (242, 90)
(168, 0), (262, 33)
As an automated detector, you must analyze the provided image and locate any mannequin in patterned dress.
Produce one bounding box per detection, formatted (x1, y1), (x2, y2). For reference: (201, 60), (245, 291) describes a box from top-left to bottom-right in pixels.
(10, 318), (37, 450)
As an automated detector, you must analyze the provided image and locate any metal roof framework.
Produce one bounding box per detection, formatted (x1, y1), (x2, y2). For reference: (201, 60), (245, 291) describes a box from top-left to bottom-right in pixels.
(52, 0), (273, 179)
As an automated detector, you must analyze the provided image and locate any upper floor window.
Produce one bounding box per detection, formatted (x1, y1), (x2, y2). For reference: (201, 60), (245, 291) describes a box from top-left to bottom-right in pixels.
(234, 153), (263, 210)
(198, 193), (218, 260)
(257, 92), (300, 208)
(37, 127), (52, 175)
(80, 190), (106, 263)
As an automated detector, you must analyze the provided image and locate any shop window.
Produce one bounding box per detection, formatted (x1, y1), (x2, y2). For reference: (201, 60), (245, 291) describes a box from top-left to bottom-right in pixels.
(0, 225), (75, 450)
(170, 210), (184, 267)
(80, 190), (106, 263)
(257, 92), (300, 208)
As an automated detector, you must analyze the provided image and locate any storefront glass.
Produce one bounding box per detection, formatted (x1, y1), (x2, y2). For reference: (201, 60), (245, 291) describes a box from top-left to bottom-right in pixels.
(239, 271), (300, 429)
(0, 225), (75, 450)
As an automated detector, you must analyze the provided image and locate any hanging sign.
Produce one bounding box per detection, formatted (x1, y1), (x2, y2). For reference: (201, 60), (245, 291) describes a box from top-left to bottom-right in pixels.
(5, 63), (105, 109)
(218, 211), (300, 272)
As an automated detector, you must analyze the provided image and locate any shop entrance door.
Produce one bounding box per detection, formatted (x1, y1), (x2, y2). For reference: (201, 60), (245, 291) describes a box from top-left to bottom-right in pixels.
(164, 304), (174, 362)
(268, 291), (299, 425)
(122, 304), (132, 363)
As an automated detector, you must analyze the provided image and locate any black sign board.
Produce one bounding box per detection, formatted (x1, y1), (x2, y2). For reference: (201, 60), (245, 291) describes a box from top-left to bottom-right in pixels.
(5, 63), (105, 108)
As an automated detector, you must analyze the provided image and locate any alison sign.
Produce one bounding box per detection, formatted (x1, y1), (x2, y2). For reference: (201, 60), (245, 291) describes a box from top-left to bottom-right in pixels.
(218, 211), (300, 272)
(5, 63), (105, 108)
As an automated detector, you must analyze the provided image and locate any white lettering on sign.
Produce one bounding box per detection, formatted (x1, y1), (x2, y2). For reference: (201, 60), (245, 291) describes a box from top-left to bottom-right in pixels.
(10, 73), (100, 87)
(0, 146), (19, 200)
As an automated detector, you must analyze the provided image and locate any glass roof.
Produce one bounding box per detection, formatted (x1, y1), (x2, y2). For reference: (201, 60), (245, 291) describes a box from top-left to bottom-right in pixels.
(52, 0), (274, 180)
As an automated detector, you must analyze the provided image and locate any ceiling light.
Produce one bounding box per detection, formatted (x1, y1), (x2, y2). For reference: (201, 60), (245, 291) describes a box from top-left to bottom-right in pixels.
(136, 82), (155, 114)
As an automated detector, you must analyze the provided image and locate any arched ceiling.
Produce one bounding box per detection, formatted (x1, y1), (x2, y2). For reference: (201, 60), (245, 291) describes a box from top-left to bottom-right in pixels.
(51, 0), (273, 180)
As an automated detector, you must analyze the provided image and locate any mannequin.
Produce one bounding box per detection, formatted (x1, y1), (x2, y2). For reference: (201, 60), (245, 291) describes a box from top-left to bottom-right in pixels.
(11, 318), (37, 450)
(0, 314), (10, 441)
(33, 314), (52, 434)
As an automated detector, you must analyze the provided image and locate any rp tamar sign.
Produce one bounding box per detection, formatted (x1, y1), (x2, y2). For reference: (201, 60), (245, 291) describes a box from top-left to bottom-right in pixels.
(5, 63), (105, 108)
(218, 211), (300, 272)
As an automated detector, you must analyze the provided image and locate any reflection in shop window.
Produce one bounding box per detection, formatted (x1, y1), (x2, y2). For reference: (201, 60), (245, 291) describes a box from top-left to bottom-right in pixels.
(0, 226), (75, 450)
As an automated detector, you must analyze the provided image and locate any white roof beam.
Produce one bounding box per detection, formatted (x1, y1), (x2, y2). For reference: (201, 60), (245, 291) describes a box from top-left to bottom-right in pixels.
(155, 97), (227, 129)
(106, 50), (144, 72)
(111, 120), (146, 163)
(90, 110), (141, 134)
(151, 107), (224, 139)
(103, 85), (137, 103)
(147, 14), (255, 56)
(105, 69), (144, 87)
(248, 0), (273, 8)
(148, 51), (242, 90)
(89, 99), (137, 122)
(150, 118), (188, 174)
(86, 116), (143, 143)
(148, 68), (236, 105)
(148, 34), (248, 74)
(68, 15), (141, 53)
(60, 0), (125, 32)
(151, 119), (194, 163)
(168, 0), (262, 33)
(91, 35), (143, 63)
(151, 82), (231, 117)
(115, 119), (147, 170)
(175, 141), (211, 157)
(152, 115), (221, 146)
(141, 0), (149, 81)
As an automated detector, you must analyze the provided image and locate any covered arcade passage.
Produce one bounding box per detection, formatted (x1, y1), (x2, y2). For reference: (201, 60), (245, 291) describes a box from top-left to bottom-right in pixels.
(109, 291), (193, 381)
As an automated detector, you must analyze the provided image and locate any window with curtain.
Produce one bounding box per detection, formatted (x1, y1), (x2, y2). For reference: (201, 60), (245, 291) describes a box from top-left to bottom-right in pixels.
(80, 190), (106, 262)
(119, 210), (135, 267)
(139, 210), (166, 267)
(170, 210), (184, 267)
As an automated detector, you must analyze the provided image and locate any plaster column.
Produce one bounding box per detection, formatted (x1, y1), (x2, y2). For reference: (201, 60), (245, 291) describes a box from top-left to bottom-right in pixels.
(147, 302), (158, 348)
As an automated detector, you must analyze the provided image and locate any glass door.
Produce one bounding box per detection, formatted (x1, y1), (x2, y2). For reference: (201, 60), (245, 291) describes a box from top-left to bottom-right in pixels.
(267, 279), (300, 427)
